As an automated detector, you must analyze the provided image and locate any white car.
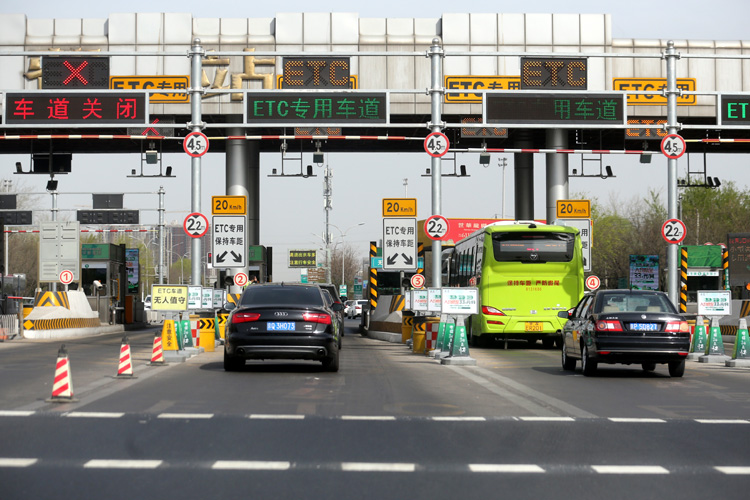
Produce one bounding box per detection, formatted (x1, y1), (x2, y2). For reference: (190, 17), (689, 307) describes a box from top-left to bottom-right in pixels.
(347, 300), (367, 319)
(343, 300), (355, 317)
(144, 295), (152, 310)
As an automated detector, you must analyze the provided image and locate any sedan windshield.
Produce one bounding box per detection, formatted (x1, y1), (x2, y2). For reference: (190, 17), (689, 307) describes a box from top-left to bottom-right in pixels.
(240, 286), (324, 307)
(595, 292), (676, 314)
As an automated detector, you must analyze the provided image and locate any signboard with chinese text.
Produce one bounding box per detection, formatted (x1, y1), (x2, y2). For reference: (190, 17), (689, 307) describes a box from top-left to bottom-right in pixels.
(382, 218), (418, 271)
(110, 75), (189, 103)
(629, 255), (659, 290)
(125, 248), (139, 294)
(727, 233), (750, 286)
(721, 95), (750, 125)
(613, 78), (696, 105)
(289, 250), (317, 268)
(5, 92), (146, 125)
(427, 288), (442, 313)
(556, 219), (592, 272)
(411, 290), (428, 311)
(441, 288), (479, 315)
(445, 76), (520, 103)
(151, 285), (189, 312)
(188, 285), (202, 309)
(697, 290), (732, 316)
(246, 92), (387, 124)
(487, 92), (625, 126)
(211, 215), (247, 268)
(201, 288), (213, 309)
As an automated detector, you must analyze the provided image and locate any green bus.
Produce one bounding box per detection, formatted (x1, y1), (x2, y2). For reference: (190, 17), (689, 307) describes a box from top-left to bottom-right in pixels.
(446, 221), (585, 348)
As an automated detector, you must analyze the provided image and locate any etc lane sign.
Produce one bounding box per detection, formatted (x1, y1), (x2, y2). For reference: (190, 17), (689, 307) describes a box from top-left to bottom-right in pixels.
(382, 218), (417, 271)
(212, 215), (247, 268)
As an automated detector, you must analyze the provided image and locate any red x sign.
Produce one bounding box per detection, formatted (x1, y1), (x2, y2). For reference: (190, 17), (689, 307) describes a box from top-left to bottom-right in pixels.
(62, 60), (89, 86)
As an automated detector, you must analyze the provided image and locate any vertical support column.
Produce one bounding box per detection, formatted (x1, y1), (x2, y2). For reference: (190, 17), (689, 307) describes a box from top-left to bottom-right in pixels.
(514, 131), (534, 221)
(665, 40), (680, 306)
(158, 186), (165, 284)
(226, 127), (259, 293)
(722, 246), (730, 290)
(545, 129), (569, 224)
(369, 241), (378, 311)
(680, 246), (688, 313)
(189, 38), (205, 286)
(51, 188), (58, 292)
(428, 38), (444, 288)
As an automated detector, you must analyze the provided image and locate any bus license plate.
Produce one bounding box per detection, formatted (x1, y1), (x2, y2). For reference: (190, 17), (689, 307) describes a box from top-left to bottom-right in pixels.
(267, 321), (295, 331)
(525, 322), (543, 332)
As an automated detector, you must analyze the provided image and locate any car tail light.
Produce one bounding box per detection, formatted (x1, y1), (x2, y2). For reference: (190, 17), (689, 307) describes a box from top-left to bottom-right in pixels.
(303, 312), (332, 325)
(596, 320), (623, 332)
(233, 312), (261, 323)
(665, 321), (689, 333)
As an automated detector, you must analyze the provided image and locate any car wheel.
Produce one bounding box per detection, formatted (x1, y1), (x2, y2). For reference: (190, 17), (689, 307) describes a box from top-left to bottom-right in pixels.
(641, 362), (657, 372)
(581, 343), (597, 377)
(223, 351), (245, 372)
(322, 345), (340, 372)
(562, 342), (576, 371)
(668, 359), (685, 378)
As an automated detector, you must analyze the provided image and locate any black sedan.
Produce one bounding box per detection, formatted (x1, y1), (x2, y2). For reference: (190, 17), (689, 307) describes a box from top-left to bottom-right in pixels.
(223, 283), (344, 372)
(558, 289), (690, 377)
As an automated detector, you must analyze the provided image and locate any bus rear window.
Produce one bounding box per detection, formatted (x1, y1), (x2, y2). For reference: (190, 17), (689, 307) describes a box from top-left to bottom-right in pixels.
(492, 232), (574, 263)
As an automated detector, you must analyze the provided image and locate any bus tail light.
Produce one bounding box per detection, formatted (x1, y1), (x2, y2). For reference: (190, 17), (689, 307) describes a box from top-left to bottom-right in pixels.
(482, 306), (506, 316)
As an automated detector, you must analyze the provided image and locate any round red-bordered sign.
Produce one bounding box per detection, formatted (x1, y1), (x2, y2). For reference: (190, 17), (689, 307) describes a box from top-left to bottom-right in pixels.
(410, 274), (425, 289)
(424, 215), (450, 241)
(585, 275), (601, 291)
(661, 218), (687, 244)
(183, 212), (209, 238)
(660, 134), (686, 160)
(183, 131), (210, 157)
(59, 269), (74, 285)
(234, 272), (249, 287)
(424, 132), (450, 158)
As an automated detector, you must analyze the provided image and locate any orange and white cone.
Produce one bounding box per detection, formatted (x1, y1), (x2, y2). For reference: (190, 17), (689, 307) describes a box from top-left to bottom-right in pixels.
(116, 336), (136, 378)
(149, 332), (165, 365)
(47, 344), (77, 403)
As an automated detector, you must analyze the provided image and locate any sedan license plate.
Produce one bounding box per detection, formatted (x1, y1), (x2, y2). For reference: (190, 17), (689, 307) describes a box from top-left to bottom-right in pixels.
(630, 322), (658, 331)
(267, 321), (295, 331)
(525, 322), (543, 332)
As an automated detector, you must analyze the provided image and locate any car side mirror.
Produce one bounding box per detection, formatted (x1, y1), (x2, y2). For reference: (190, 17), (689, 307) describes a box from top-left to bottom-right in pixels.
(331, 302), (344, 312)
(224, 302), (236, 311)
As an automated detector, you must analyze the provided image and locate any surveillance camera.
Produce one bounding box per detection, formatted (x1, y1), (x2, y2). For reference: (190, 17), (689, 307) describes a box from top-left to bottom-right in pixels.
(93, 280), (103, 289)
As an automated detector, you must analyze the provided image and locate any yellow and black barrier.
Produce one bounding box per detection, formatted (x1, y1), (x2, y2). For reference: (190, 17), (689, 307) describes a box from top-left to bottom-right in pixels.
(33, 291), (70, 309)
(23, 317), (100, 331)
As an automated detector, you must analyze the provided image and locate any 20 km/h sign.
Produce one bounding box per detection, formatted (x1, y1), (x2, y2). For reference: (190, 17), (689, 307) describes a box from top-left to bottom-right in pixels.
(424, 132), (450, 158)
(556, 199), (590, 219)
(212, 195), (247, 215)
(183, 131), (209, 157)
(662, 218), (687, 244)
(382, 198), (417, 217)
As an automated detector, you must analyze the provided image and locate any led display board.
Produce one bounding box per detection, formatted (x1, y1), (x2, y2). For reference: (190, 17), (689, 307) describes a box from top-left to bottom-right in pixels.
(460, 117), (508, 138)
(0, 211), (33, 225)
(246, 92), (387, 123)
(721, 95), (750, 125)
(281, 57), (351, 89)
(520, 57), (587, 90)
(626, 119), (668, 140)
(5, 93), (146, 125)
(77, 210), (140, 225)
(289, 250), (317, 268)
(486, 93), (625, 125)
(444, 76), (521, 103)
(42, 55), (110, 89)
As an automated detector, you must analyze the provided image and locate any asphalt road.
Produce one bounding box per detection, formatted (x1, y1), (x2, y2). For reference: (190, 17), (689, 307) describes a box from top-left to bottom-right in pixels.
(0, 319), (748, 499)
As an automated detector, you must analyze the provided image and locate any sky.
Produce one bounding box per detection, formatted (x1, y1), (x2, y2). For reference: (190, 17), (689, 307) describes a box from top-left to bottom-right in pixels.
(2, 1), (750, 282)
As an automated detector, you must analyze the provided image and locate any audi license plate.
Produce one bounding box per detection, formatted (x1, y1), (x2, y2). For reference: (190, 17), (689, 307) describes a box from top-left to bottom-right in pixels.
(525, 322), (543, 332)
(630, 323), (658, 331)
(267, 321), (295, 331)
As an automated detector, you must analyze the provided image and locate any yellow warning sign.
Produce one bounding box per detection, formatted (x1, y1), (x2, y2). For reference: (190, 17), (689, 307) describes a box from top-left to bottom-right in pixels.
(445, 76), (521, 103)
(212, 195), (247, 215)
(151, 285), (189, 311)
(556, 200), (591, 219)
(612, 78), (696, 105)
(110, 76), (190, 103)
(382, 198), (417, 217)
(162, 320), (178, 351)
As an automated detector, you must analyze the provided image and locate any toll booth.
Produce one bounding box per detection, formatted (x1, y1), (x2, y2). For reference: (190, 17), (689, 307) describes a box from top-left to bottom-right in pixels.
(81, 243), (128, 324)
(679, 245), (725, 303)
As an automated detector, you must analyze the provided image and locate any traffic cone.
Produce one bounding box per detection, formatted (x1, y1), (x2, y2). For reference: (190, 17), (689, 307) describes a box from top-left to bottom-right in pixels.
(689, 316), (708, 354)
(47, 344), (77, 403)
(149, 332), (165, 365)
(116, 336), (136, 378)
(705, 318), (726, 356)
(441, 317), (477, 366)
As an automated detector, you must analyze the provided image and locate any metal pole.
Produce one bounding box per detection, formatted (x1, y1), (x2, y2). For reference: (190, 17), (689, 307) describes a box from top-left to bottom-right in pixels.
(189, 38), (205, 286)
(324, 165), (332, 284)
(429, 38), (444, 288)
(158, 185), (165, 285)
(665, 40), (680, 306)
(51, 186), (57, 292)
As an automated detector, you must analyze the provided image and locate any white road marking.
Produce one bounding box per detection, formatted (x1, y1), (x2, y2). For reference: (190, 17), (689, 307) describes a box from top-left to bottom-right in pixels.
(609, 418), (666, 423)
(341, 416), (396, 421)
(248, 414), (305, 420)
(157, 413), (214, 419)
(715, 466), (750, 475)
(592, 465), (669, 474)
(212, 461), (291, 470)
(63, 412), (124, 418)
(0, 411), (35, 417)
(695, 419), (749, 424)
(431, 416), (486, 421)
(84, 459), (163, 469)
(341, 462), (416, 472)
(0, 458), (38, 467)
(469, 464), (545, 473)
(518, 416), (575, 422)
